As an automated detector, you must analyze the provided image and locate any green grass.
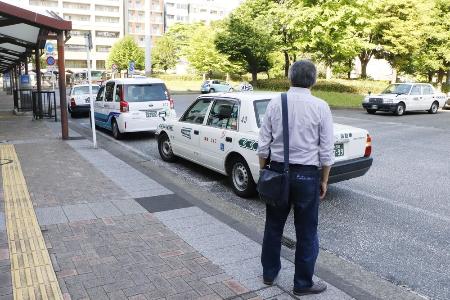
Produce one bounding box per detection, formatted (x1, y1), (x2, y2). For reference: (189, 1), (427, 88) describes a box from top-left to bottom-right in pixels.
(157, 75), (364, 108)
(312, 90), (363, 108)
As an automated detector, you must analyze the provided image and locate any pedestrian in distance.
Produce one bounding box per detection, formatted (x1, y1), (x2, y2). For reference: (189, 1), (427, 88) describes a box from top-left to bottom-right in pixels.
(257, 60), (334, 296)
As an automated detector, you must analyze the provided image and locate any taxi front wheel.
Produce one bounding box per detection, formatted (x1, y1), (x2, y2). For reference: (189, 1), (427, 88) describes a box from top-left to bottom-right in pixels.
(158, 133), (177, 162)
(229, 157), (256, 198)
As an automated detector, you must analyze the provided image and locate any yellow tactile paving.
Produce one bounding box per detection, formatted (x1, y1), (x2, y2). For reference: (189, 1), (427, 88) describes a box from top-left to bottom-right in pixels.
(1, 144), (63, 300)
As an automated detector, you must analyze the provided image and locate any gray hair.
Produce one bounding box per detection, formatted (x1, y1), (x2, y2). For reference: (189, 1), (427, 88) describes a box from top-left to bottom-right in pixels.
(288, 60), (317, 88)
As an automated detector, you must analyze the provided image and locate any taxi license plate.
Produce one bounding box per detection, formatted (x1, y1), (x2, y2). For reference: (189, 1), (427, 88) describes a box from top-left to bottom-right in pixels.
(146, 111), (157, 118)
(334, 143), (344, 157)
(371, 105), (378, 109)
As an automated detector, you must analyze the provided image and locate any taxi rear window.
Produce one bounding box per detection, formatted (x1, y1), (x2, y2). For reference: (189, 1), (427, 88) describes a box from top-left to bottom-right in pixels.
(123, 83), (168, 102)
(254, 99), (270, 128)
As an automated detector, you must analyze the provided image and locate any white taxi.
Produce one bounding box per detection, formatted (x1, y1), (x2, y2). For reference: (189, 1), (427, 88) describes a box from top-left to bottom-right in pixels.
(362, 83), (447, 116)
(156, 92), (373, 198)
(94, 78), (176, 139)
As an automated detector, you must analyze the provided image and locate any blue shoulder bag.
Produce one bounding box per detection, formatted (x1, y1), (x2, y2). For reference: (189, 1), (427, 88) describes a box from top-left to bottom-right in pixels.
(257, 93), (290, 207)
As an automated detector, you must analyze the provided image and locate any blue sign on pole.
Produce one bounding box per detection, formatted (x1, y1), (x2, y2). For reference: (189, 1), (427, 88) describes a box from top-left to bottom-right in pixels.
(128, 61), (135, 73)
(45, 42), (54, 53)
(46, 56), (55, 66)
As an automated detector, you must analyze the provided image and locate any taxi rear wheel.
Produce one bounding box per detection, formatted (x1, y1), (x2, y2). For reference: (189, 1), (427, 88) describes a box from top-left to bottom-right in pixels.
(112, 119), (124, 140)
(229, 157), (256, 198)
(428, 101), (439, 114)
(158, 133), (176, 162)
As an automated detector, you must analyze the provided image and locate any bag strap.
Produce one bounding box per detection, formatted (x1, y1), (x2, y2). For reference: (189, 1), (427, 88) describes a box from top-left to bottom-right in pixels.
(281, 93), (289, 172)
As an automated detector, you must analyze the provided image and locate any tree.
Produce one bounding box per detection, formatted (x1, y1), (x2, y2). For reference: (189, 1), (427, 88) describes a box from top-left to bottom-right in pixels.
(296, 0), (361, 79)
(107, 36), (144, 72)
(165, 22), (204, 57)
(215, 4), (275, 82)
(152, 35), (178, 72)
(184, 24), (240, 77)
(412, 0), (450, 83)
(374, 0), (432, 82)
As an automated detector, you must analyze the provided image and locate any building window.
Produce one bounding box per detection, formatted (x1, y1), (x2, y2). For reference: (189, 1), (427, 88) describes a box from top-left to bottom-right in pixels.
(65, 44), (86, 52)
(152, 25), (161, 35)
(63, 2), (90, 10)
(166, 2), (174, 7)
(29, 0), (58, 7)
(65, 60), (88, 69)
(95, 16), (120, 23)
(71, 30), (90, 37)
(95, 5), (119, 13)
(96, 45), (111, 53)
(96, 31), (120, 38)
(167, 14), (174, 20)
(63, 14), (90, 22)
(96, 60), (106, 70)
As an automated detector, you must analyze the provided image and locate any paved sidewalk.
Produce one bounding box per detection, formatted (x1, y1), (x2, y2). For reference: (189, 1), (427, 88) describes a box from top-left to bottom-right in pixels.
(0, 91), (424, 300)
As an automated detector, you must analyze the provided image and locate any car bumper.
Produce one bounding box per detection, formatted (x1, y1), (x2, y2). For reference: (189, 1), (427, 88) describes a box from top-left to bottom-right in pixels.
(117, 111), (176, 133)
(70, 104), (90, 113)
(328, 156), (373, 184)
(362, 103), (397, 112)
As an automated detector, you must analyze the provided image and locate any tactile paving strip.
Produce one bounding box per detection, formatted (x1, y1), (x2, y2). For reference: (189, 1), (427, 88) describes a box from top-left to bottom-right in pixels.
(0, 144), (63, 300)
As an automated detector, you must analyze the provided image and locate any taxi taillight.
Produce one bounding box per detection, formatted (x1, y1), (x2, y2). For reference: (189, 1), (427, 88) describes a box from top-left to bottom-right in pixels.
(120, 100), (129, 112)
(364, 134), (372, 157)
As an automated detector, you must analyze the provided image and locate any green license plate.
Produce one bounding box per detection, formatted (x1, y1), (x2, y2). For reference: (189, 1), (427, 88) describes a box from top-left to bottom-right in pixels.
(334, 143), (344, 157)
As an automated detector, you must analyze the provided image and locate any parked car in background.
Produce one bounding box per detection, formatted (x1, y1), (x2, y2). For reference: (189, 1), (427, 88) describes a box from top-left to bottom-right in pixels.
(362, 83), (447, 116)
(67, 84), (99, 118)
(201, 80), (233, 93)
(156, 92), (373, 198)
(94, 78), (176, 139)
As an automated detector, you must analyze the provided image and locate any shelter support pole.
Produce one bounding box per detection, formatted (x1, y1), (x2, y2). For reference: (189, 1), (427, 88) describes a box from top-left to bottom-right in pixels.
(57, 31), (68, 139)
(35, 47), (42, 93)
(24, 57), (28, 74)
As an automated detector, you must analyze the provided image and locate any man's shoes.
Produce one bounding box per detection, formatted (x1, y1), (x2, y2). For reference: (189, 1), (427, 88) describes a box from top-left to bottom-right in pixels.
(293, 281), (327, 296)
(263, 267), (281, 286)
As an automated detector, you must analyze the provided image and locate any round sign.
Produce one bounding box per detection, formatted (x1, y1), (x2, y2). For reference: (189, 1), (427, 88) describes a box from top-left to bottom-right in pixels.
(45, 43), (54, 53)
(46, 56), (55, 66)
(128, 61), (135, 72)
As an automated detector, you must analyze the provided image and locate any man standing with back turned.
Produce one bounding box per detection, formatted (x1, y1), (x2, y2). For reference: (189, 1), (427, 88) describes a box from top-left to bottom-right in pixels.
(257, 60), (334, 296)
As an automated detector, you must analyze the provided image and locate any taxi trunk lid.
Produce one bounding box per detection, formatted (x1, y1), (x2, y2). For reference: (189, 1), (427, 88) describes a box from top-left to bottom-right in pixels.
(333, 123), (368, 162)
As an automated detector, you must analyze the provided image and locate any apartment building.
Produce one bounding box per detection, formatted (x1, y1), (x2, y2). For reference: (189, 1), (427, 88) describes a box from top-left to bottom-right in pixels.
(125, 0), (164, 48)
(26, 0), (124, 71)
(164, 0), (240, 30)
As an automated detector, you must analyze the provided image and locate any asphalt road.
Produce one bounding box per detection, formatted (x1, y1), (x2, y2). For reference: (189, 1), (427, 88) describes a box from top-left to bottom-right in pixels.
(70, 94), (450, 300)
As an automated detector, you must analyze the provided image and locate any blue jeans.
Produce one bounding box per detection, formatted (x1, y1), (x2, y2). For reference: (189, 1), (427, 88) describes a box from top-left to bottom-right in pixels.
(261, 162), (320, 289)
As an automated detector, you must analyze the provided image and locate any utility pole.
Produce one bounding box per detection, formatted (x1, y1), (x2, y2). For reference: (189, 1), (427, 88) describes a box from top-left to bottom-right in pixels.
(85, 32), (97, 149)
(145, 0), (151, 77)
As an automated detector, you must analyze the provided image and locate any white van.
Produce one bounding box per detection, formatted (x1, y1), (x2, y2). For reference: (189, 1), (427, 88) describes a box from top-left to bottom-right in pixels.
(94, 78), (176, 139)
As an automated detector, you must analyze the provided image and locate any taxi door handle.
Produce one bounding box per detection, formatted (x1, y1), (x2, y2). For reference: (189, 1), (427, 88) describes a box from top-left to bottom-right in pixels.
(194, 130), (199, 135)
(225, 137), (232, 142)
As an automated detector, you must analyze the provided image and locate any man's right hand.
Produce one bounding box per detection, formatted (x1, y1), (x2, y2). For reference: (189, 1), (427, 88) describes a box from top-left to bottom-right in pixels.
(320, 181), (328, 200)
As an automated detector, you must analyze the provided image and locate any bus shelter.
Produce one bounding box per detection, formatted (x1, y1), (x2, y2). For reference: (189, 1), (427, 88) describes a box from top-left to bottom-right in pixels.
(0, 1), (72, 139)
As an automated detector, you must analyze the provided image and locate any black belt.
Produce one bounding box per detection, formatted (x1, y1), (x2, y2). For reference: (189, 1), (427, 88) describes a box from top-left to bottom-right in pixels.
(270, 161), (318, 171)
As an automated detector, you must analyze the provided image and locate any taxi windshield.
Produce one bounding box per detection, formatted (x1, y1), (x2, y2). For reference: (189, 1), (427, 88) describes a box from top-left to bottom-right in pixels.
(254, 99), (270, 128)
(382, 84), (412, 95)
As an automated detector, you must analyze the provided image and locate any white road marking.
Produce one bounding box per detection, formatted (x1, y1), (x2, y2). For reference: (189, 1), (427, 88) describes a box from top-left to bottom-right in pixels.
(338, 185), (450, 224)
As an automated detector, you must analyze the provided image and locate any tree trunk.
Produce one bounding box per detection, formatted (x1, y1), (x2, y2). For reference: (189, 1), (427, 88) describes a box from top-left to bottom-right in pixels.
(427, 71), (433, 83)
(226, 73), (230, 82)
(202, 73), (206, 81)
(347, 59), (352, 79)
(437, 69), (444, 84)
(391, 68), (397, 83)
(446, 69), (450, 85)
(325, 65), (332, 80)
(251, 71), (257, 84)
(284, 51), (289, 78)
